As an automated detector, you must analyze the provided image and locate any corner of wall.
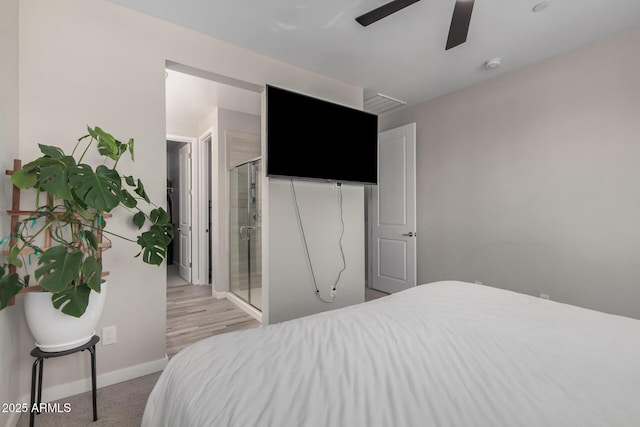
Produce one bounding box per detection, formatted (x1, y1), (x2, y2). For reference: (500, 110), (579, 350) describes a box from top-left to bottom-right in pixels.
(0, 0), (22, 424)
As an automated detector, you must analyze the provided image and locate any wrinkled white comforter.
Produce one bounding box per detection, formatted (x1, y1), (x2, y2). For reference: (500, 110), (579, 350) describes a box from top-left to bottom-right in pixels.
(143, 281), (640, 426)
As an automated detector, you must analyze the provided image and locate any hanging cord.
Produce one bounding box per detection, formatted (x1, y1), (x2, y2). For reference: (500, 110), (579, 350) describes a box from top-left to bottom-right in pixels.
(332, 184), (347, 292)
(290, 180), (347, 303)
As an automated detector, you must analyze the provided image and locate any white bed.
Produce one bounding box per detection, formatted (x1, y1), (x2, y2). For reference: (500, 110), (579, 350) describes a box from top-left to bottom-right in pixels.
(142, 281), (640, 426)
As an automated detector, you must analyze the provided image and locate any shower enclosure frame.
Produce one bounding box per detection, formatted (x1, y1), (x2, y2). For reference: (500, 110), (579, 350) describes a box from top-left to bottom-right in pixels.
(229, 157), (262, 311)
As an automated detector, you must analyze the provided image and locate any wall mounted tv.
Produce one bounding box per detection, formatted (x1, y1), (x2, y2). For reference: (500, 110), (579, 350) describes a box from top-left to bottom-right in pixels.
(266, 85), (378, 185)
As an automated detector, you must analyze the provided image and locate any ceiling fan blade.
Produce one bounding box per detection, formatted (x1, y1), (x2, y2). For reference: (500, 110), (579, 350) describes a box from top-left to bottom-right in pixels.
(445, 0), (475, 50)
(355, 0), (422, 27)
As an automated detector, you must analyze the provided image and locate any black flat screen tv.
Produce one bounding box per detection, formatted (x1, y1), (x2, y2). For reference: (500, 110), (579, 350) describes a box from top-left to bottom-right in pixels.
(266, 85), (378, 185)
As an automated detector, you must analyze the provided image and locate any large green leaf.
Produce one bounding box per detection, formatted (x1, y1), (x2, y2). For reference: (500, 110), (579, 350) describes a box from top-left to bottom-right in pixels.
(51, 283), (91, 317)
(92, 126), (122, 161)
(120, 188), (138, 209)
(81, 256), (102, 292)
(39, 163), (72, 200)
(134, 179), (150, 203)
(0, 270), (23, 310)
(165, 223), (174, 241)
(83, 229), (98, 250)
(7, 246), (23, 268)
(34, 246), (83, 293)
(69, 164), (122, 212)
(10, 169), (37, 189)
(15, 155), (76, 197)
(136, 224), (172, 265)
(69, 188), (88, 211)
(38, 144), (65, 159)
(132, 211), (146, 229)
(150, 207), (170, 225)
(20, 156), (60, 174)
(66, 188), (97, 222)
(128, 138), (135, 161)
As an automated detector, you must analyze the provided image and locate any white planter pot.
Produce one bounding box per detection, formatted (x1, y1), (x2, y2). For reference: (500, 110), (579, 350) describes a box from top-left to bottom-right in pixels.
(24, 283), (108, 352)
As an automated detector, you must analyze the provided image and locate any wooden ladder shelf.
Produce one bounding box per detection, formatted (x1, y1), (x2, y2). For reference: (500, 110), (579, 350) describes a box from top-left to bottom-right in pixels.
(4, 159), (111, 306)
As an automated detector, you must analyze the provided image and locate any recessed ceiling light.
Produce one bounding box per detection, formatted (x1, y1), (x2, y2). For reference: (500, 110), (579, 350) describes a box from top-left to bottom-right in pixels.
(532, 2), (549, 12)
(485, 58), (502, 69)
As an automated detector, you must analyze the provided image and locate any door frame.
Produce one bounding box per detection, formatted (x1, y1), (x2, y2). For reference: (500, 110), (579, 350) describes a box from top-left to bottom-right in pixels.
(196, 128), (215, 291)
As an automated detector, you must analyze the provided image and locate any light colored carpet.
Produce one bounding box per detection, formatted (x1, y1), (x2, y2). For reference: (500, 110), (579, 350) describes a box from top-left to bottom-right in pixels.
(16, 372), (161, 427)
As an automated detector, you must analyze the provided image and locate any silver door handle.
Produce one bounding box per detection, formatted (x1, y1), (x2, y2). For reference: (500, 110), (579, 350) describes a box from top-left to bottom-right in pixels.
(239, 226), (261, 240)
(402, 232), (416, 237)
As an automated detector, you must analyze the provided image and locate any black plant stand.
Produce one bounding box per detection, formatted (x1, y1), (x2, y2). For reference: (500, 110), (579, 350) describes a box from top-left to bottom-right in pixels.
(29, 335), (99, 427)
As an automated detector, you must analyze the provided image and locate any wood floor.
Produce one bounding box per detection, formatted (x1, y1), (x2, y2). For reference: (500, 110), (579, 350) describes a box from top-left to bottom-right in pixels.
(166, 284), (260, 358)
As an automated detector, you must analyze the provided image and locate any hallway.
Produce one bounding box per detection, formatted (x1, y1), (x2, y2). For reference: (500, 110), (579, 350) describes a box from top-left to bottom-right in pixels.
(166, 266), (259, 358)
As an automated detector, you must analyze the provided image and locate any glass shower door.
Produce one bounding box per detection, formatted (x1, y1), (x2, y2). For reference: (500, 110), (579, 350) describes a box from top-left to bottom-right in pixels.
(229, 159), (262, 311)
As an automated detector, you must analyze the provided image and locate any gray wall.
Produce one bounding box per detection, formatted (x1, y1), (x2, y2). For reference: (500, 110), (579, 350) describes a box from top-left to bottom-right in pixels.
(266, 179), (365, 324)
(0, 0), (21, 425)
(218, 108), (261, 141)
(380, 27), (640, 319)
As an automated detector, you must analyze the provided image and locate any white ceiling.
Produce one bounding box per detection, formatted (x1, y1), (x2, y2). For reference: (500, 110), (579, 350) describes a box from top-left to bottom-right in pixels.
(114, 0), (640, 113)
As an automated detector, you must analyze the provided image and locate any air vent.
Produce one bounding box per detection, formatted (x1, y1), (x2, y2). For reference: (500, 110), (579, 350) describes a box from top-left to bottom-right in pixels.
(364, 93), (406, 114)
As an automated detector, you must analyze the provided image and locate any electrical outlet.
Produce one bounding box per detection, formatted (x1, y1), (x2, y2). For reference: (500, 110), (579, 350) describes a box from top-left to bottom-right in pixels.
(102, 326), (117, 346)
(540, 293), (550, 300)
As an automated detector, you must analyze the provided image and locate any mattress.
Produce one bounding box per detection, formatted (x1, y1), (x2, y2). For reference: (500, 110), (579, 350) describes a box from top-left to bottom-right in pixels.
(142, 281), (640, 426)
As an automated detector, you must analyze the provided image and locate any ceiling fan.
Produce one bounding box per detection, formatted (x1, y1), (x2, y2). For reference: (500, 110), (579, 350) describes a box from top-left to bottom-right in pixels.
(355, 0), (475, 50)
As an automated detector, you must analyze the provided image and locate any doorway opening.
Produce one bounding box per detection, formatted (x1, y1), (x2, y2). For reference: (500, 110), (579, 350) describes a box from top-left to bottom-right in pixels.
(164, 62), (263, 345)
(166, 137), (195, 286)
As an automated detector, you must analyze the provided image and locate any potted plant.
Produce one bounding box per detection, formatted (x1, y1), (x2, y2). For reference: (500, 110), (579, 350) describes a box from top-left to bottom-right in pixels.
(0, 126), (172, 351)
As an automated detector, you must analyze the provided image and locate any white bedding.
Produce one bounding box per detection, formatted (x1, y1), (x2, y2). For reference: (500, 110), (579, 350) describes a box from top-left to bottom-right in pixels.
(143, 281), (640, 426)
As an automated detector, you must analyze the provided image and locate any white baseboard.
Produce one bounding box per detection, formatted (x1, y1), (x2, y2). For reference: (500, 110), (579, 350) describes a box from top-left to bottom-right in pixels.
(20, 356), (168, 411)
(225, 292), (262, 322)
(212, 289), (226, 300)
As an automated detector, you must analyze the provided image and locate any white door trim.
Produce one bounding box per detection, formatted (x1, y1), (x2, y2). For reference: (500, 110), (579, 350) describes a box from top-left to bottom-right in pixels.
(197, 128), (214, 288)
(167, 134), (196, 145)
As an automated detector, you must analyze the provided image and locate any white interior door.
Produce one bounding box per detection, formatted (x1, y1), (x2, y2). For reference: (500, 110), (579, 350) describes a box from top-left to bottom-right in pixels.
(178, 144), (192, 282)
(370, 123), (417, 293)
